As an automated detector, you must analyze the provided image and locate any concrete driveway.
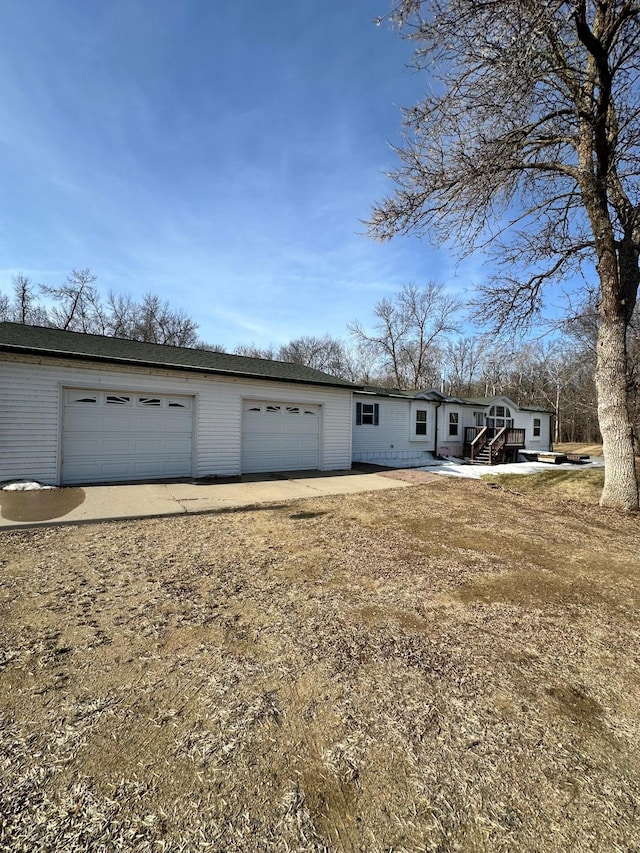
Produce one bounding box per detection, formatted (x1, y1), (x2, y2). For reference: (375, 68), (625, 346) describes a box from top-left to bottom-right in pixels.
(0, 468), (412, 529)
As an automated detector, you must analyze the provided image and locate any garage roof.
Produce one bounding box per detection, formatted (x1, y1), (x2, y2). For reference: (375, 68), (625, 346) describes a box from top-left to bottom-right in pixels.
(0, 322), (359, 389)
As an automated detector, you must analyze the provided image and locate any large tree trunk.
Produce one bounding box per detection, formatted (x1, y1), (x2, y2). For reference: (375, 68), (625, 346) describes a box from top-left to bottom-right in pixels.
(596, 314), (639, 510)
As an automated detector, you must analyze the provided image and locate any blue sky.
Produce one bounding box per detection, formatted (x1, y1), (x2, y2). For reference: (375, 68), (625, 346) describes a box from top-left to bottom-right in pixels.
(0, 0), (485, 349)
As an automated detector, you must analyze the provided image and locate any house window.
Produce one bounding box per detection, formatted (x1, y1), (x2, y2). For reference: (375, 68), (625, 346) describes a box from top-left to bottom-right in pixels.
(356, 402), (379, 426)
(415, 409), (428, 436)
(449, 412), (459, 436)
(474, 411), (484, 427)
(487, 405), (514, 430)
(106, 395), (130, 405)
(533, 418), (541, 437)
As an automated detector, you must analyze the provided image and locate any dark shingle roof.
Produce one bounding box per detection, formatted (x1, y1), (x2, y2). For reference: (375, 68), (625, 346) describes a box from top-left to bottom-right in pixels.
(0, 323), (358, 389)
(462, 395), (554, 413)
(357, 388), (554, 413)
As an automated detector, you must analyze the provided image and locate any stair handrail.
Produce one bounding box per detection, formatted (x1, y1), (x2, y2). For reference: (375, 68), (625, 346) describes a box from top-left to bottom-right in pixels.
(469, 426), (488, 461)
(487, 427), (507, 463)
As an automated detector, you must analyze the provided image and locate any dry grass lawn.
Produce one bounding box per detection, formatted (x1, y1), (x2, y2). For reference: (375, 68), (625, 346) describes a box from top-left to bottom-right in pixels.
(1, 472), (639, 852)
(553, 442), (604, 457)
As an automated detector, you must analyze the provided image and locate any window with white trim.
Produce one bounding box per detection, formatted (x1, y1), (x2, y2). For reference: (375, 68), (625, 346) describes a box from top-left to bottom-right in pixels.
(449, 412), (459, 436)
(487, 405), (514, 430)
(415, 409), (428, 436)
(533, 417), (541, 437)
(356, 402), (379, 426)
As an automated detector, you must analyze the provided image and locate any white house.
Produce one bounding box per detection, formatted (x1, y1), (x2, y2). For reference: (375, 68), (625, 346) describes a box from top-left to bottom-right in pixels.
(352, 388), (553, 467)
(0, 323), (354, 486)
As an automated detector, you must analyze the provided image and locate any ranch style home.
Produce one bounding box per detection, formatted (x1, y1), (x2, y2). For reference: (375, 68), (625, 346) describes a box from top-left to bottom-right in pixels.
(352, 387), (553, 468)
(0, 322), (355, 486)
(0, 322), (555, 486)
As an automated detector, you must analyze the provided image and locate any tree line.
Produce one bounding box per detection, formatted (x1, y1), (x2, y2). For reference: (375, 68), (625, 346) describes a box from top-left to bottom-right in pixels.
(2, 269), (631, 446)
(0, 270), (204, 349)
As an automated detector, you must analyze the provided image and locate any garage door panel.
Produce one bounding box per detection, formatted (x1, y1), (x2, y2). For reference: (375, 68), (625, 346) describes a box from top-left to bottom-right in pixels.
(63, 389), (194, 484)
(162, 437), (193, 453)
(241, 401), (320, 473)
(245, 435), (318, 452)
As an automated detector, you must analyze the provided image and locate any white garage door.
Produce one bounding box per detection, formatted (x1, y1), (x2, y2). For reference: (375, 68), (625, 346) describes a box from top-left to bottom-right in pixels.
(241, 401), (320, 473)
(62, 389), (194, 484)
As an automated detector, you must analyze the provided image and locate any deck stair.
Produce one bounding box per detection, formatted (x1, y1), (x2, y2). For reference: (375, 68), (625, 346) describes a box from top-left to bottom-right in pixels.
(464, 426), (527, 465)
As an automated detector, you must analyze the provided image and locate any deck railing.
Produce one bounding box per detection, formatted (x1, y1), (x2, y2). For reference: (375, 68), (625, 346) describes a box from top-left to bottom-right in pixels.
(464, 426), (526, 462)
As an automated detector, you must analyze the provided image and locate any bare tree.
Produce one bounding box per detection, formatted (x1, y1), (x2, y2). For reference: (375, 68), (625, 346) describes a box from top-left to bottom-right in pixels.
(349, 282), (460, 388)
(40, 269), (100, 332)
(3, 275), (50, 325)
(192, 340), (226, 352)
(443, 336), (490, 396)
(103, 291), (137, 339)
(370, 0), (640, 510)
(0, 269), (203, 349)
(234, 343), (278, 360)
(132, 293), (199, 347)
(278, 335), (355, 378)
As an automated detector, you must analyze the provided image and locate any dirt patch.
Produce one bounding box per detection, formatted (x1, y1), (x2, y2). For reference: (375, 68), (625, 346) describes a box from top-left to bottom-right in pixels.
(0, 487), (86, 521)
(1, 478), (640, 851)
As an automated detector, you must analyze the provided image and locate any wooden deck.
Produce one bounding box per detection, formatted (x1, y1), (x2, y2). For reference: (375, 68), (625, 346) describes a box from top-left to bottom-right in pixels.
(464, 426), (526, 465)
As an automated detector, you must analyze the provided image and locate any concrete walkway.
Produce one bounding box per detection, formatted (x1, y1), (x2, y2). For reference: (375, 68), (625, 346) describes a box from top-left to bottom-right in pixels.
(0, 469), (412, 530)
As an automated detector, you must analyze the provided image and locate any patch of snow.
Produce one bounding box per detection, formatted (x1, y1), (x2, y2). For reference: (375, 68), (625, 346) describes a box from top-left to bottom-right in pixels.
(364, 454), (605, 480)
(416, 457), (605, 480)
(1, 481), (56, 491)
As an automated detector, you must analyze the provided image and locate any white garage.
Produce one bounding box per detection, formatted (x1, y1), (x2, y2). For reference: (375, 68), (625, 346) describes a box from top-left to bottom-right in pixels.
(62, 388), (194, 484)
(241, 400), (320, 473)
(0, 322), (355, 486)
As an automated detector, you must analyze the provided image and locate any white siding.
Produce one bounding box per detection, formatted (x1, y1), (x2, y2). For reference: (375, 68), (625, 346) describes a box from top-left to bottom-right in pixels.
(352, 395), (436, 465)
(351, 394), (553, 465)
(0, 354), (352, 485)
(512, 411), (552, 450)
(477, 397), (553, 451)
(438, 403), (464, 457)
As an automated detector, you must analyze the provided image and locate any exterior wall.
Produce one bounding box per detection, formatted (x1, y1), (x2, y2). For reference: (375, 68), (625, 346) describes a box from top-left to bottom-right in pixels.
(511, 410), (552, 451)
(0, 353), (353, 484)
(475, 397), (553, 451)
(351, 394), (553, 466)
(458, 402), (552, 452)
(352, 394), (436, 465)
(437, 402), (465, 457)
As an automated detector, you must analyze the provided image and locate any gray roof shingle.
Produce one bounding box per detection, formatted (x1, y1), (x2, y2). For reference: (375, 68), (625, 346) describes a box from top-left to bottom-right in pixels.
(0, 322), (358, 389)
(356, 387), (553, 413)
